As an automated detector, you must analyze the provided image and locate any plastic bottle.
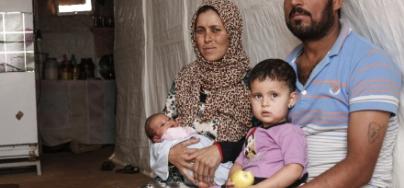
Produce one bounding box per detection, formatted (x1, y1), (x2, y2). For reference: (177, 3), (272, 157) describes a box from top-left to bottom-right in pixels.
(71, 54), (80, 80)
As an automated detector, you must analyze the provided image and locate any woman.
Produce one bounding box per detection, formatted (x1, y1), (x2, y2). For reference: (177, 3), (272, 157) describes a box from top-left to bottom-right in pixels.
(163, 0), (252, 186)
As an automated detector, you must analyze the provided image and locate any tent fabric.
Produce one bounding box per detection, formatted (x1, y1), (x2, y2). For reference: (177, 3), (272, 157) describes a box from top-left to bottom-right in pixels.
(113, 0), (148, 169)
(113, 0), (404, 186)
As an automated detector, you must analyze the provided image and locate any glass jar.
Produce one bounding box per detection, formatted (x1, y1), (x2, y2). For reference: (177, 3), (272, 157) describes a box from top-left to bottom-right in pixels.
(44, 57), (58, 80)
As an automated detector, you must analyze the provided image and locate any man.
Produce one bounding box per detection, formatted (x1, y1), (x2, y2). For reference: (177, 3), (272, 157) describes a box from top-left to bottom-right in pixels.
(284, 0), (401, 187)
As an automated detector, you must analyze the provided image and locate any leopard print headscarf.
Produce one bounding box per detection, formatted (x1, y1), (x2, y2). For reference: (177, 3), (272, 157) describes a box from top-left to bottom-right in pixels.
(175, 0), (252, 142)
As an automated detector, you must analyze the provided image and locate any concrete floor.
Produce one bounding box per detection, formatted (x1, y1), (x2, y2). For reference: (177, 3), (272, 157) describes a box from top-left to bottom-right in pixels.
(0, 146), (152, 188)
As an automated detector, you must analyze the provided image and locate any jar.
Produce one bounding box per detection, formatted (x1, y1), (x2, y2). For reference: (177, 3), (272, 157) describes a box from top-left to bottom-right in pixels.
(44, 57), (58, 80)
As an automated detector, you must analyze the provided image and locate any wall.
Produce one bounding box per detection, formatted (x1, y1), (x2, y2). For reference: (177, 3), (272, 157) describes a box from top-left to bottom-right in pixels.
(0, 0), (32, 12)
(36, 0), (95, 63)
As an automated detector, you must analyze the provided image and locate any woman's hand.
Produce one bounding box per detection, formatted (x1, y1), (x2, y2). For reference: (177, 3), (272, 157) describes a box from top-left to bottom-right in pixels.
(190, 144), (222, 186)
(168, 137), (200, 181)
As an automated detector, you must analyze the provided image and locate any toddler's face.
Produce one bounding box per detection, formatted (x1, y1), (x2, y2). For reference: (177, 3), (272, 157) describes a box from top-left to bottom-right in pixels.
(250, 78), (296, 127)
(150, 114), (178, 138)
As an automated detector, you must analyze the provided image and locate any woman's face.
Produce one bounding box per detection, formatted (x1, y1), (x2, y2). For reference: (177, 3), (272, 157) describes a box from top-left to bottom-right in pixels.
(195, 9), (230, 63)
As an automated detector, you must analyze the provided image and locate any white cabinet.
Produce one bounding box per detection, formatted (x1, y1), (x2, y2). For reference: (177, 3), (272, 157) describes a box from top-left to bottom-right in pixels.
(0, 72), (41, 175)
(0, 0), (40, 175)
(0, 73), (37, 145)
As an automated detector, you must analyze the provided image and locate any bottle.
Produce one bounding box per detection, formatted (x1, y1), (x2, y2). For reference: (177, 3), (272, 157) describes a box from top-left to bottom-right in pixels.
(79, 58), (95, 80)
(59, 54), (73, 80)
(44, 57), (58, 80)
(71, 54), (80, 80)
(86, 58), (95, 79)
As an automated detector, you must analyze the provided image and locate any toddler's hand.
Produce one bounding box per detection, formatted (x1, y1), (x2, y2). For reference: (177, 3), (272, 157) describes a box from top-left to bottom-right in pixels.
(226, 179), (235, 188)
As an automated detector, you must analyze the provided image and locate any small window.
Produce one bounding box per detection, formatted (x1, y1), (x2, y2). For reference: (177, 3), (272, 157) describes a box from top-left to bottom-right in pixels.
(57, 0), (92, 15)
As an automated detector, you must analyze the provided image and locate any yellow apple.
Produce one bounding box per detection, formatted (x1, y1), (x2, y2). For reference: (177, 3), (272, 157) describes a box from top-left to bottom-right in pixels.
(230, 170), (254, 188)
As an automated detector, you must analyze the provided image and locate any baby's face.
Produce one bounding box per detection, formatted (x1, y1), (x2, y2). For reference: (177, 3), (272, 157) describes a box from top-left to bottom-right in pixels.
(150, 114), (178, 137)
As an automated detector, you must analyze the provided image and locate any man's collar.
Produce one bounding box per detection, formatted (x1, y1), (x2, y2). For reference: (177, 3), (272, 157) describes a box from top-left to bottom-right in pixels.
(328, 19), (352, 57)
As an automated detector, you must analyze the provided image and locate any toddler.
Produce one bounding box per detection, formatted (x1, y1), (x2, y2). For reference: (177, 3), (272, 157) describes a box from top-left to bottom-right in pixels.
(226, 59), (307, 188)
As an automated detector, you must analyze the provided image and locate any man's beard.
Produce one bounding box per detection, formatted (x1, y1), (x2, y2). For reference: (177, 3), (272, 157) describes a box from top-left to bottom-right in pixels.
(286, 0), (335, 41)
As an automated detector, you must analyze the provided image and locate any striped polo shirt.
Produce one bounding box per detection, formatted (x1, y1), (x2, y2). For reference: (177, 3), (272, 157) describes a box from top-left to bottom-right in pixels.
(286, 21), (401, 187)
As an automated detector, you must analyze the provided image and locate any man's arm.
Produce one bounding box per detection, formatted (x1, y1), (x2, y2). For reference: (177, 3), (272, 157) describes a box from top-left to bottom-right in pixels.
(252, 164), (303, 188)
(301, 110), (390, 188)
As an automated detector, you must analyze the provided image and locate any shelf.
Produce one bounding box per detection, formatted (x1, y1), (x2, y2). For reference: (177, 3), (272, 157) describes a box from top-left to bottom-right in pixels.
(90, 27), (114, 33)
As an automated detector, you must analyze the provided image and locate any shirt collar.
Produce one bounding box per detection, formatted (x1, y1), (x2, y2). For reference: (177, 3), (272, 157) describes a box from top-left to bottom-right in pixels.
(328, 19), (352, 57)
(260, 120), (288, 129)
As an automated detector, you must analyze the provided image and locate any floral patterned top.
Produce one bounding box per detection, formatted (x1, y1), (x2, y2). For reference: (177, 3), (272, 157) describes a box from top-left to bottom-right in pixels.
(164, 82), (220, 140)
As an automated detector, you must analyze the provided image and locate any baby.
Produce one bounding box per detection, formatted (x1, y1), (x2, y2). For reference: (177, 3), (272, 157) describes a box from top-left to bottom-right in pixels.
(145, 113), (232, 186)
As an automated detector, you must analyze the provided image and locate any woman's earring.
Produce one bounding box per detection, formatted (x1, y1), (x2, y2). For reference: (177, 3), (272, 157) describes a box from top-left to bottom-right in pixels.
(288, 104), (294, 109)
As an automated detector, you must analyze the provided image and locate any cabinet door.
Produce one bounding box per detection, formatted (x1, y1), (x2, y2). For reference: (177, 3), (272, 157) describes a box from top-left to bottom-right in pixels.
(0, 72), (38, 145)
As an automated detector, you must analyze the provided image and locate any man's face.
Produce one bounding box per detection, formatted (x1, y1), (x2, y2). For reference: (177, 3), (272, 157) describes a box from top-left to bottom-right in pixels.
(284, 0), (336, 41)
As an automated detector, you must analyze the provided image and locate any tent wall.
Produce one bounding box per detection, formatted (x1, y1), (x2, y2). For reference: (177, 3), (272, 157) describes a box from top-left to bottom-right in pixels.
(113, 0), (404, 186)
(113, 0), (147, 168)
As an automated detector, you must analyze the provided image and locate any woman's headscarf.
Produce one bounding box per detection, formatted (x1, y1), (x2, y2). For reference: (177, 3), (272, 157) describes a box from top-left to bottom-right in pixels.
(175, 0), (252, 142)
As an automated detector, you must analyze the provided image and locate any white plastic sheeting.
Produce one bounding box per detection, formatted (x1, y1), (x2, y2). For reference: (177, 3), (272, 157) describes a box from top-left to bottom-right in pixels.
(113, 0), (147, 169)
(114, 0), (404, 186)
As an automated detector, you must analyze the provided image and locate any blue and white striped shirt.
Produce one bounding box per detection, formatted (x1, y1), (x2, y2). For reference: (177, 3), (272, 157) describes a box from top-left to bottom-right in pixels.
(287, 21), (401, 187)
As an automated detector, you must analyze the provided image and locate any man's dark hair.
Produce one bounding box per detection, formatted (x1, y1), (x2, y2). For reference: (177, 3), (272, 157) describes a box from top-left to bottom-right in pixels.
(144, 113), (164, 141)
(248, 59), (297, 92)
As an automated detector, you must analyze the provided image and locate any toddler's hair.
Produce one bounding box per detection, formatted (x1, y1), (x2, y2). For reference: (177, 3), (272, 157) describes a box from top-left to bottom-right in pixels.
(248, 59), (296, 92)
